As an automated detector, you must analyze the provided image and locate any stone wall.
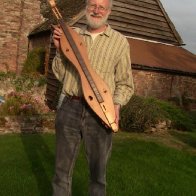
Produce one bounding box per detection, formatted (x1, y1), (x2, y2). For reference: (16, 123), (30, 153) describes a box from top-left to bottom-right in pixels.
(133, 70), (196, 110)
(0, 115), (55, 134)
(0, 0), (44, 73)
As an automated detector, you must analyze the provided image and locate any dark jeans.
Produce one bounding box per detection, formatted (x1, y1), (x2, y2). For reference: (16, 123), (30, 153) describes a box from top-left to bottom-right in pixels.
(52, 96), (112, 196)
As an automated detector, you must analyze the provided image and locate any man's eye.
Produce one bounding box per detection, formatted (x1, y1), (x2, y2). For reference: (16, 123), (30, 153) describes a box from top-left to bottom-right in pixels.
(99, 6), (105, 11)
(90, 4), (96, 9)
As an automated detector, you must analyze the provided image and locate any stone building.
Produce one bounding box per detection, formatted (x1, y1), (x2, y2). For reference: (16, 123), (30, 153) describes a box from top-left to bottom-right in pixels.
(0, 0), (44, 73)
(0, 0), (196, 109)
(28, 0), (196, 110)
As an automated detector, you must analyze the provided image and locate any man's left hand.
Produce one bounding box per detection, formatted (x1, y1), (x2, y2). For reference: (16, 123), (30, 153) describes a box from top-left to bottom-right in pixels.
(114, 104), (121, 130)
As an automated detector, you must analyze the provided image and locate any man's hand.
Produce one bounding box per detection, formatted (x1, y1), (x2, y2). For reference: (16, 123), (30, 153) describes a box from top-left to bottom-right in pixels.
(114, 104), (121, 130)
(52, 25), (63, 50)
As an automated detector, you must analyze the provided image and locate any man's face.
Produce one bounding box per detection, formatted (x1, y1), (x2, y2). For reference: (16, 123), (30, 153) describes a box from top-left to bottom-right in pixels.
(85, 0), (111, 29)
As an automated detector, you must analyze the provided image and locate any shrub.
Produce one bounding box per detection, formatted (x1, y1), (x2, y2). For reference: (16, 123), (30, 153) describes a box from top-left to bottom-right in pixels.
(22, 47), (46, 74)
(120, 95), (165, 132)
(120, 95), (195, 132)
(0, 92), (46, 116)
(0, 71), (16, 80)
(12, 73), (46, 92)
(0, 71), (46, 92)
(156, 100), (195, 132)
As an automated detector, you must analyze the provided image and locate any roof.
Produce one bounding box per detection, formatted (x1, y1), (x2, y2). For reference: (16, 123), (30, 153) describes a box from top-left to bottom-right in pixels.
(29, 10), (86, 37)
(128, 38), (196, 75)
(108, 0), (183, 44)
(30, 0), (183, 45)
(28, 19), (51, 36)
(29, 1), (196, 76)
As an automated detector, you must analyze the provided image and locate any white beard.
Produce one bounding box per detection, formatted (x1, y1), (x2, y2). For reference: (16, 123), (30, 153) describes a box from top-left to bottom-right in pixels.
(86, 12), (109, 29)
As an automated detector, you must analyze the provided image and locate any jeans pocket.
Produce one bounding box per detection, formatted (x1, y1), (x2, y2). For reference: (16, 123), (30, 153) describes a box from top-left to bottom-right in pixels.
(57, 96), (70, 111)
(56, 93), (65, 110)
(55, 96), (70, 130)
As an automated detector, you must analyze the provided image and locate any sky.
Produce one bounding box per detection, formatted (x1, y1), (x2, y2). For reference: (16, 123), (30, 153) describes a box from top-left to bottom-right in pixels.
(161, 0), (196, 54)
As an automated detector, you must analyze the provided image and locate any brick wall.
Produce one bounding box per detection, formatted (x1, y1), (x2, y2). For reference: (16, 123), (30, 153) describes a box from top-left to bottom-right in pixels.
(133, 70), (196, 110)
(28, 33), (196, 110)
(0, 0), (44, 73)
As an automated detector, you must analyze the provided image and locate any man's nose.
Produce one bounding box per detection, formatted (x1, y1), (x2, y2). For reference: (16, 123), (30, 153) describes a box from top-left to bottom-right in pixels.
(93, 7), (100, 14)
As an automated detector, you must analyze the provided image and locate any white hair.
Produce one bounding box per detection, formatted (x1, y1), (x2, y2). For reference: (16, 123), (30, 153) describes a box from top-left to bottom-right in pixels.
(85, 0), (113, 9)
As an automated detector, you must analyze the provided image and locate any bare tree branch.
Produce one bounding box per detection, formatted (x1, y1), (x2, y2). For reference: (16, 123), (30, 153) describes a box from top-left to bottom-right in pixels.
(39, 0), (85, 23)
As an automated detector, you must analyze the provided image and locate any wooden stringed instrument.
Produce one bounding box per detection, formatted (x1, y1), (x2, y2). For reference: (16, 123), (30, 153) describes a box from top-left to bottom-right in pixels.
(48, 0), (118, 132)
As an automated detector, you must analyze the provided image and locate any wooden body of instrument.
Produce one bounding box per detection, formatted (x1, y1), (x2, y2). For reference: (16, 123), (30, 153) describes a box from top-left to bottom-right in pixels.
(48, 0), (118, 132)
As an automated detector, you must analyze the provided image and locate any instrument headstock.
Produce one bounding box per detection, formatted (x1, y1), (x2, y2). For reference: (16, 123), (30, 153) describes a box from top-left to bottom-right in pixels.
(48, 0), (56, 8)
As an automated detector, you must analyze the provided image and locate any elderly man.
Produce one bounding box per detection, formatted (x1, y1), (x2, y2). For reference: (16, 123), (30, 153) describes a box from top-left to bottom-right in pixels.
(52, 0), (134, 195)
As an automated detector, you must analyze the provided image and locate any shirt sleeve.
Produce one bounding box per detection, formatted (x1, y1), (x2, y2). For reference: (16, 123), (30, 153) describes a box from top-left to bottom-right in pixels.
(113, 40), (134, 106)
(52, 52), (65, 83)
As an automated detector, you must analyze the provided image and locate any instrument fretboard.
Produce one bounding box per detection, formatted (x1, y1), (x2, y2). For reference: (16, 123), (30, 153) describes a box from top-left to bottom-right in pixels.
(59, 19), (104, 103)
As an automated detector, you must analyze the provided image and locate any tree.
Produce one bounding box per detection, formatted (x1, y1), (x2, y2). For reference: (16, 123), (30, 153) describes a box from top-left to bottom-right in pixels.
(39, 0), (85, 22)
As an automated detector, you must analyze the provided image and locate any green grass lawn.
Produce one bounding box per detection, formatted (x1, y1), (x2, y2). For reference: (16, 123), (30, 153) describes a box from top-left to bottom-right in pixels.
(0, 131), (196, 196)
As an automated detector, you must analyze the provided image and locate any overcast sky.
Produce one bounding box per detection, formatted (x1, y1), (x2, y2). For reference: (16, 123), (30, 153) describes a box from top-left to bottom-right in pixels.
(161, 0), (196, 54)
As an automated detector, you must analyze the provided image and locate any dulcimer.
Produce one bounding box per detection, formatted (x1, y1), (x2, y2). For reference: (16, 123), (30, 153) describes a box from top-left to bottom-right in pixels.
(48, 0), (118, 132)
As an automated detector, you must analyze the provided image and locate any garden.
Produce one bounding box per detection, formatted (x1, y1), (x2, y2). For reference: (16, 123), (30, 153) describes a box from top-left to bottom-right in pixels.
(0, 48), (195, 195)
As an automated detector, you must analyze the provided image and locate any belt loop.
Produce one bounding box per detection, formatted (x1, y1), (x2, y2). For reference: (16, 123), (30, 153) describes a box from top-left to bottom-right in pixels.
(72, 96), (81, 100)
(57, 93), (66, 109)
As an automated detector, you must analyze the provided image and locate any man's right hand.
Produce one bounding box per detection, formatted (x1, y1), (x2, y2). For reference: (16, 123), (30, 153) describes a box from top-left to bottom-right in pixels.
(52, 25), (63, 50)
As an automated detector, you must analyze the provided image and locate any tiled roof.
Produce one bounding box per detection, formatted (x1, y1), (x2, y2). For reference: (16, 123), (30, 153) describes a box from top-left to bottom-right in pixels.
(129, 38), (196, 75)
(30, 0), (183, 45)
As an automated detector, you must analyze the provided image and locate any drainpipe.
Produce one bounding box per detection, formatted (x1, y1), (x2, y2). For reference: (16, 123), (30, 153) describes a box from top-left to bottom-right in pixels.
(169, 75), (174, 98)
(16, 0), (25, 75)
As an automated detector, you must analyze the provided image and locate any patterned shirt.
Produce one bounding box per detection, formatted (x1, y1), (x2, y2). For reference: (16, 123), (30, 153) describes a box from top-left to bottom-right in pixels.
(52, 25), (134, 106)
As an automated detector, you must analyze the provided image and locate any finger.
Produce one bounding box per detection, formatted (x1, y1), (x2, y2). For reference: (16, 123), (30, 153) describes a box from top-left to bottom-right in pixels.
(51, 25), (62, 35)
(101, 121), (109, 129)
(55, 28), (63, 34)
(53, 33), (61, 39)
(54, 28), (62, 36)
(115, 115), (119, 128)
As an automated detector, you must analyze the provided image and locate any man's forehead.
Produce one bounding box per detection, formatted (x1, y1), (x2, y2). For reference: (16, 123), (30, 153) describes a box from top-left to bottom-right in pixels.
(88, 0), (109, 5)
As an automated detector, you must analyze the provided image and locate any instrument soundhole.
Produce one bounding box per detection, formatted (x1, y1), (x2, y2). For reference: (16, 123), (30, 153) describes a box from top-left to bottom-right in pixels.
(88, 96), (93, 101)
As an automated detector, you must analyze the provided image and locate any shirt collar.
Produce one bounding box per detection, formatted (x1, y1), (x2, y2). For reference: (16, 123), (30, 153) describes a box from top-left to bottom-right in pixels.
(79, 24), (112, 37)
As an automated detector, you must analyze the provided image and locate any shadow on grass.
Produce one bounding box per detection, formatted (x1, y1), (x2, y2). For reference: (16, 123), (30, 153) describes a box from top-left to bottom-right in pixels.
(72, 145), (89, 196)
(170, 130), (196, 149)
(20, 133), (54, 196)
